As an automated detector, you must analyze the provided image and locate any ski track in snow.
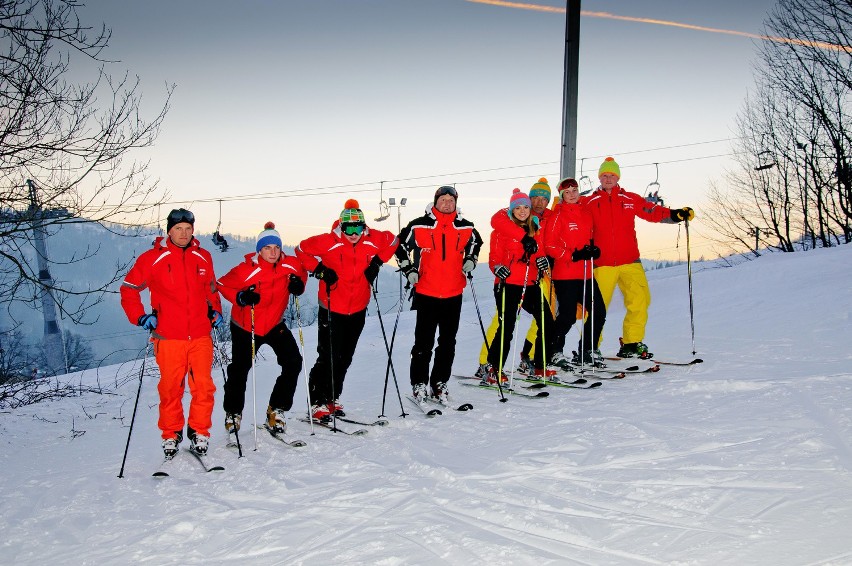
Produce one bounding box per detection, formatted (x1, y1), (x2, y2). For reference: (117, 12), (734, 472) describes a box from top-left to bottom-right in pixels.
(2, 246), (852, 564)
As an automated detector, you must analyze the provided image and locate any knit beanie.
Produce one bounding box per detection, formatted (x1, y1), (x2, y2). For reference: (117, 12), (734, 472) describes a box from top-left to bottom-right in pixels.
(558, 177), (579, 197)
(256, 221), (282, 252)
(508, 188), (531, 215)
(166, 208), (195, 233)
(529, 177), (551, 201)
(339, 199), (365, 224)
(598, 156), (621, 179)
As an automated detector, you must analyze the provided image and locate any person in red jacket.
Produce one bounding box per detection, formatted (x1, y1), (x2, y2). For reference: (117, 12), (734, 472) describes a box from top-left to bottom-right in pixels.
(487, 189), (556, 380)
(217, 222), (308, 438)
(295, 200), (398, 420)
(120, 208), (224, 458)
(478, 177), (555, 377)
(544, 178), (606, 366)
(583, 157), (694, 358)
(395, 186), (483, 405)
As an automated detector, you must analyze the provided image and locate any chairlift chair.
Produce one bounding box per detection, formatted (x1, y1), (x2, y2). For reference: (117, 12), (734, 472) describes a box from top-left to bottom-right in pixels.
(577, 157), (595, 196)
(212, 200), (229, 252)
(645, 163), (665, 207)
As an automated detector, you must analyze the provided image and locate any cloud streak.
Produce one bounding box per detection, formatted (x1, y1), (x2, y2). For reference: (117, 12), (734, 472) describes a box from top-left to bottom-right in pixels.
(466, 0), (850, 52)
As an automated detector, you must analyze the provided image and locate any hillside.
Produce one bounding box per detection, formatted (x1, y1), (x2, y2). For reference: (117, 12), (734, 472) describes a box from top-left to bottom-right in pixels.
(1, 244), (851, 564)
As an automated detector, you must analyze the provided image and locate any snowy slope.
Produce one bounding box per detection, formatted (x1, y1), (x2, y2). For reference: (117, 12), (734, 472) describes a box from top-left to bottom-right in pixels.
(1, 246), (851, 565)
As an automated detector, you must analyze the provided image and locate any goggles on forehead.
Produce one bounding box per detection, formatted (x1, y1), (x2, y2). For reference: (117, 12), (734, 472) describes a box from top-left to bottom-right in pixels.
(435, 185), (458, 199)
(342, 222), (365, 236)
(558, 178), (579, 192)
(167, 208), (195, 225)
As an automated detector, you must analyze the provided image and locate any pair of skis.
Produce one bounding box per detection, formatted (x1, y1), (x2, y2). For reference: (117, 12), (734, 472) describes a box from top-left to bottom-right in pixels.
(405, 395), (474, 416)
(153, 448), (224, 478)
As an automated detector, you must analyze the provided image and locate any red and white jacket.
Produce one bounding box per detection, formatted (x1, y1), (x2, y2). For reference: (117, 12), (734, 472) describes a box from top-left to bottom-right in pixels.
(120, 237), (222, 340)
(544, 201), (594, 280)
(488, 214), (546, 287)
(394, 206), (482, 299)
(217, 252), (307, 336)
(296, 223), (398, 315)
(581, 185), (673, 267)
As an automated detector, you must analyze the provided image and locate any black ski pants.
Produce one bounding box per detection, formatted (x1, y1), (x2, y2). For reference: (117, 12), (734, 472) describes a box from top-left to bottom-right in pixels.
(223, 320), (302, 415)
(308, 306), (366, 406)
(409, 292), (463, 391)
(488, 282), (555, 371)
(552, 278), (606, 354)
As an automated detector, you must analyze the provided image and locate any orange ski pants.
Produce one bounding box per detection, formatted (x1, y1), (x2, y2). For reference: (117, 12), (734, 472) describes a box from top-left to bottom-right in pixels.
(153, 336), (215, 439)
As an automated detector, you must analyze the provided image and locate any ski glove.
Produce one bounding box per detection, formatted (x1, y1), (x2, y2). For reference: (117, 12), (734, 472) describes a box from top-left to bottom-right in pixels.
(137, 313), (157, 330)
(313, 262), (339, 286)
(571, 244), (601, 262)
(535, 256), (551, 272)
(236, 287), (260, 307)
(520, 234), (538, 255)
(209, 310), (225, 329)
(494, 264), (511, 281)
(398, 258), (419, 285)
(462, 256), (477, 274)
(670, 206), (695, 222)
(288, 274), (305, 296)
(364, 256), (382, 285)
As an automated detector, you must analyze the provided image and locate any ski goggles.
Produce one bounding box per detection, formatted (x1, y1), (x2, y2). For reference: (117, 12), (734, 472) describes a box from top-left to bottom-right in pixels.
(434, 185), (458, 200)
(167, 208), (195, 226)
(558, 178), (579, 193)
(342, 222), (365, 236)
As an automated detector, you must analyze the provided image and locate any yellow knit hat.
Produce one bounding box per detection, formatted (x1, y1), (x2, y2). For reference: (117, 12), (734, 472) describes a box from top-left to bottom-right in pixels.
(598, 156), (621, 179)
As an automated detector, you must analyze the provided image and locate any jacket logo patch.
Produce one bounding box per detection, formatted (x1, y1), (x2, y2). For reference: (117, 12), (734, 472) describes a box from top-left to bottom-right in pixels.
(568, 222), (578, 231)
(198, 268), (207, 276)
(623, 202), (634, 210)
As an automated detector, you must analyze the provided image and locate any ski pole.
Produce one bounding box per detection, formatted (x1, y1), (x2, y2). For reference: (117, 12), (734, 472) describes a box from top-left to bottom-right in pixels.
(467, 273), (506, 402)
(214, 327), (242, 458)
(590, 240), (596, 363)
(379, 282), (410, 419)
(540, 276), (546, 376)
(250, 303), (258, 451)
(509, 261), (531, 388)
(372, 283), (407, 418)
(325, 285), (339, 431)
(685, 219), (696, 355)
(293, 295), (315, 435)
(117, 327), (153, 478)
(498, 282), (508, 396)
(579, 256), (588, 370)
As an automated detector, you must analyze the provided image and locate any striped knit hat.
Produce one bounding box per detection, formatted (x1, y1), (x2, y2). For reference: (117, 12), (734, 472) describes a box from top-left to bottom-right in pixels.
(256, 221), (282, 252)
(508, 188), (531, 215)
(598, 156), (621, 179)
(339, 199), (365, 224)
(529, 177), (551, 201)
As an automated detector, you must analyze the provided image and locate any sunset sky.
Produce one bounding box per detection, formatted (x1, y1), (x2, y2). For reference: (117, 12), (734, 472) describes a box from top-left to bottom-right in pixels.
(82, 0), (780, 260)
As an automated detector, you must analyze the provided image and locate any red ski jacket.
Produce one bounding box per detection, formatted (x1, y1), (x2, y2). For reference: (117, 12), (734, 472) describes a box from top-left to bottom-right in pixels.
(544, 201), (594, 280)
(296, 223), (398, 314)
(395, 206), (483, 299)
(217, 252), (307, 336)
(488, 217), (546, 287)
(581, 185), (673, 267)
(120, 236), (222, 340)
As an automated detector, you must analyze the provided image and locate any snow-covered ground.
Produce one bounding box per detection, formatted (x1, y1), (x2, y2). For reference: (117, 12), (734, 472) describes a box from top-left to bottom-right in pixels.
(2, 246), (851, 565)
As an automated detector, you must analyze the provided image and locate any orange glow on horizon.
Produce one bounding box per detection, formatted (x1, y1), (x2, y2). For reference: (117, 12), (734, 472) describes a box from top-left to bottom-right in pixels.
(466, 0), (851, 52)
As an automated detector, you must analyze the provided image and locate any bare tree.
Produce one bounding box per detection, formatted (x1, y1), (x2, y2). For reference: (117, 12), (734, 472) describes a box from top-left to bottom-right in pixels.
(1, 0), (172, 326)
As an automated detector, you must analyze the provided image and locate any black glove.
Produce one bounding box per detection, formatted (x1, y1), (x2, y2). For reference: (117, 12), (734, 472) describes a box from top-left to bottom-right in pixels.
(494, 264), (510, 281)
(137, 313), (157, 330)
(520, 234), (538, 255)
(364, 256), (382, 285)
(287, 274), (305, 296)
(209, 309), (225, 329)
(586, 244), (601, 260)
(571, 247), (591, 262)
(535, 256), (551, 272)
(236, 287), (261, 307)
(670, 206), (695, 222)
(313, 262), (338, 286)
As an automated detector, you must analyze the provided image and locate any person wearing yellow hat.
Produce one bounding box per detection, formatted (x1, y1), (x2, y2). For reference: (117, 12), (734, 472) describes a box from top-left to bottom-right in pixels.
(582, 157), (695, 359)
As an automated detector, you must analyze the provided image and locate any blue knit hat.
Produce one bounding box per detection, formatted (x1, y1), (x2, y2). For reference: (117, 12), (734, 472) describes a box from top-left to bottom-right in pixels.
(256, 221), (282, 252)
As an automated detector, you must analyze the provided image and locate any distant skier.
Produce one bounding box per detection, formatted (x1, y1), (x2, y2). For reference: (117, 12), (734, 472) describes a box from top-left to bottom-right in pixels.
(395, 185), (483, 405)
(217, 222), (308, 438)
(295, 200), (398, 421)
(582, 157), (694, 358)
(120, 208), (224, 458)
